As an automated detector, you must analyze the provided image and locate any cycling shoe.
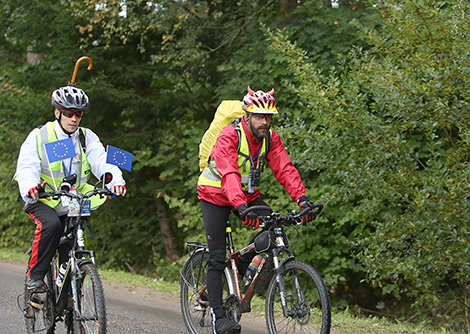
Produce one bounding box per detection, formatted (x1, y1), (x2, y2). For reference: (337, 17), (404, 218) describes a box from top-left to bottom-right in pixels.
(212, 316), (241, 334)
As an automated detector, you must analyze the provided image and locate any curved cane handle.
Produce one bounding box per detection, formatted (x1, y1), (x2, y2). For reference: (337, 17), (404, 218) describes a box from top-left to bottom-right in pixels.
(68, 56), (93, 87)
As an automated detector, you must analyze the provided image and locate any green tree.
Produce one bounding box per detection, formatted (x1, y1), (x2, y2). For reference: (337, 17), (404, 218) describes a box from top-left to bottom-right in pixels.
(65, 0), (375, 279)
(268, 0), (470, 329)
(2, 0), (399, 316)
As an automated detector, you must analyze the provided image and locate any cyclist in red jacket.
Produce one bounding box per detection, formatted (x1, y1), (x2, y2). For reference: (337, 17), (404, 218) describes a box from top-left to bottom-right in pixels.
(197, 86), (317, 334)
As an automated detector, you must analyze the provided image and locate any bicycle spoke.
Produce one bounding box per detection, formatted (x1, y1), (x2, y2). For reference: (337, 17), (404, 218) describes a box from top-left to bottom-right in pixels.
(266, 261), (331, 334)
(74, 263), (106, 334)
(180, 250), (234, 334)
(181, 251), (212, 334)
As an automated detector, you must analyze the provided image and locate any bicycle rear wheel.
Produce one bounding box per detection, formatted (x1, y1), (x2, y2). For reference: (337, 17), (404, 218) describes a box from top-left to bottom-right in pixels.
(265, 260), (331, 334)
(24, 269), (56, 334)
(180, 250), (234, 334)
(73, 262), (107, 334)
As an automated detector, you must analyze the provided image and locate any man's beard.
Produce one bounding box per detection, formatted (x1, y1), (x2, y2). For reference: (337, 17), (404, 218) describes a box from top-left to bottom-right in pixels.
(253, 125), (270, 139)
(246, 114), (270, 142)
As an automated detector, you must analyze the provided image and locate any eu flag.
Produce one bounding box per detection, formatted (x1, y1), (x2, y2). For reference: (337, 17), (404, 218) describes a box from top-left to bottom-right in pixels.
(106, 145), (133, 171)
(45, 138), (76, 163)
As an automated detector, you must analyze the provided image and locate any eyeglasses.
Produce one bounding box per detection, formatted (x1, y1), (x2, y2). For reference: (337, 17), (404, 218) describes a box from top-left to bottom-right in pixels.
(252, 114), (273, 121)
(59, 109), (84, 118)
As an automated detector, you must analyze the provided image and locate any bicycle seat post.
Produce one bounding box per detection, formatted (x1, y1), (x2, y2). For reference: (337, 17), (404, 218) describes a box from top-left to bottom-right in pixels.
(225, 220), (235, 253)
(225, 220), (242, 298)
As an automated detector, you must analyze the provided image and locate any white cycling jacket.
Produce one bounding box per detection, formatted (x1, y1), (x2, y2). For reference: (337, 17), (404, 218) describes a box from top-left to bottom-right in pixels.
(16, 120), (126, 215)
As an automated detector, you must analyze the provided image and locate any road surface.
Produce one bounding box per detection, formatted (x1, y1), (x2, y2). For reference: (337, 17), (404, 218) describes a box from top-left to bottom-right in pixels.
(0, 261), (267, 333)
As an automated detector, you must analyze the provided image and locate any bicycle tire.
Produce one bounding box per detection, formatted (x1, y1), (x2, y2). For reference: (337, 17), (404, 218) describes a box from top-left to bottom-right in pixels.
(180, 250), (234, 334)
(73, 262), (107, 334)
(24, 269), (56, 334)
(265, 260), (331, 334)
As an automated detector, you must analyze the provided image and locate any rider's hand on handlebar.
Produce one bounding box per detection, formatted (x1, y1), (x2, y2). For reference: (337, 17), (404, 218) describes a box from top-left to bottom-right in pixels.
(237, 204), (260, 230)
(27, 181), (50, 201)
(109, 185), (127, 199)
(297, 196), (316, 225)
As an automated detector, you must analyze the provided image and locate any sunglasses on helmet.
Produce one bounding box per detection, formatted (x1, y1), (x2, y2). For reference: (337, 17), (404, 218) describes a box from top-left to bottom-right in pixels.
(59, 109), (84, 118)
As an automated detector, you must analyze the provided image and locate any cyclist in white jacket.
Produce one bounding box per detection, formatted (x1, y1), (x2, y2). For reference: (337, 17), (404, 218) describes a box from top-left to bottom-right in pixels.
(15, 85), (127, 291)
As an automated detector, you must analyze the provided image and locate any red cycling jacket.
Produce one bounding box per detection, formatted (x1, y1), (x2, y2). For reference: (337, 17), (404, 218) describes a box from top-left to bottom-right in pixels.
(197, 116), (306, 209)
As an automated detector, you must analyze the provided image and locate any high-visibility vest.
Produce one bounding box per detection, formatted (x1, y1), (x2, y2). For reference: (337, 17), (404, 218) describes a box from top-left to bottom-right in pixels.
(36, 122), (106, 210)
(198, 121), (270, 191)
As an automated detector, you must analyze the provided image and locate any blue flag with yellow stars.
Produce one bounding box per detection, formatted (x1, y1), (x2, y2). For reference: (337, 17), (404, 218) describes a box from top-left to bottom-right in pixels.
(106, 145), (133, 171)
(45, 138), (76, 163)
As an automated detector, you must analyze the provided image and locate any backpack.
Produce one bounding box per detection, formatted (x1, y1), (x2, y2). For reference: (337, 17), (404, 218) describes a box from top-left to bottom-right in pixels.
(199, 101), (245, 172)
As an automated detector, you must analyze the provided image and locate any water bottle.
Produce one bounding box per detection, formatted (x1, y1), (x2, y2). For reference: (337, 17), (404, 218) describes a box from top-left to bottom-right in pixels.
(56, 263), (67, 287)
(242, 255), (262, 293)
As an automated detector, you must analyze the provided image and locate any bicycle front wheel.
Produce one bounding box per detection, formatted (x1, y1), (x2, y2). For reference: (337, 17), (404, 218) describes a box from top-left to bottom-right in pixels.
(180, 250), (234, 334)
(265, 260), (331, 334)
(73, 262), (107, 334)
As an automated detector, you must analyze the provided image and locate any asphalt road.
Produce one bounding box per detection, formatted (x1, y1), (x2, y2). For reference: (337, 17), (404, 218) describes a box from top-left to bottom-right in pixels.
(0, 261), (267, 334)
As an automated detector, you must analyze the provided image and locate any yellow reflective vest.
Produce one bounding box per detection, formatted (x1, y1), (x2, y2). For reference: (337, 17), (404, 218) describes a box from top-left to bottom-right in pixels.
(36, 122), (106, 210)
(198, 121), (270, 191)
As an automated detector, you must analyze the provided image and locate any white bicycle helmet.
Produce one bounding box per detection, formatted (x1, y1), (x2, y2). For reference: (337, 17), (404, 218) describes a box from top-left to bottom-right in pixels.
(51, 86), (89, 111)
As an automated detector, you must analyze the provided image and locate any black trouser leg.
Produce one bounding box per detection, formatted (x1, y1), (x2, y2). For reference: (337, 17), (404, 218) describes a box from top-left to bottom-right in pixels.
(201, 200), (232, 317)
(24, 202), (65, 281)
(200, 198), (271, 317)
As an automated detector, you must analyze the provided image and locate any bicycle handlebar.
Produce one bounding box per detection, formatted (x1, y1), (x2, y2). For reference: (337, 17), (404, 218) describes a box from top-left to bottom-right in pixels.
(242, 203), (324, 228)
(36, 172), (117, 201)
(38, 187), (112, 201)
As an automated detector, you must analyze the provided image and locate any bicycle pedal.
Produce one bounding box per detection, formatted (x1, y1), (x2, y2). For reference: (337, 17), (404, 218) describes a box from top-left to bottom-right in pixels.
(30, 293), (45, 303)
(28, 288), (46, 294)
(199, 299), (210, 307)
(30, 301), (44, 310)
(24, 306), (35, 319)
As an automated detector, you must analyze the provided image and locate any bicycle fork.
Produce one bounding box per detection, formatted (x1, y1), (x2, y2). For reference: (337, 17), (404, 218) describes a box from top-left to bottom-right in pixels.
(69, 246), (97, 323)
(271, 227), (300, 319)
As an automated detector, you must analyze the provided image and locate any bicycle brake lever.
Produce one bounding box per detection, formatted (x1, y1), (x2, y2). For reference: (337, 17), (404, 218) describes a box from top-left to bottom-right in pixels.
(312, 203), (324, 216)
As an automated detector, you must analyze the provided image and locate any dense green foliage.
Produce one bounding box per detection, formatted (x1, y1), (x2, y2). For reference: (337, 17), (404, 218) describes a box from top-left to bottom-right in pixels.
(1, 0), (469, 330)
(266, 0), (470, 329)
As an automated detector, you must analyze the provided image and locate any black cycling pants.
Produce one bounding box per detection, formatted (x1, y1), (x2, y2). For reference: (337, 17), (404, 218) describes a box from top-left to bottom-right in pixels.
(24, 201), (71, 281)
(200, 198), (271, 317)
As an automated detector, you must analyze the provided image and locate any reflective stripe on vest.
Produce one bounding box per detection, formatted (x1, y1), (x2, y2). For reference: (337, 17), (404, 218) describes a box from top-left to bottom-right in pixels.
(197, 124), (270, 191)
(36, 122), (95, 208)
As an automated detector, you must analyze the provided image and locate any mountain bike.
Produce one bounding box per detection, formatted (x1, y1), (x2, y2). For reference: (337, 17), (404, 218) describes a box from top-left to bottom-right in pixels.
(180, 203), (331, 334)
(21, 173), (115, 334)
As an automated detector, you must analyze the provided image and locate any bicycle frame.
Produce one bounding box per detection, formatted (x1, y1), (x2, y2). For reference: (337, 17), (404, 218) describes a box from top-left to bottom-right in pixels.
(181, 203), (330, 334)
(52, 221), (96, 317)
(225, 221), (297, 315)
(184, 219), (299, 315)
(24, 180), (111, 332)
